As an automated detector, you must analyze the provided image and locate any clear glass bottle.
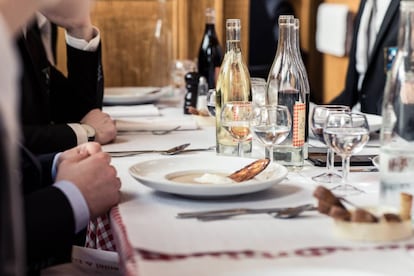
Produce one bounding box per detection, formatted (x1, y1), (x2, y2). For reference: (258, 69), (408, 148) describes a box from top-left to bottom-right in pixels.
(380, 1), (414, 214)
(149, 0), (173, 88)
(198, 7), (223, 89)
(266, 15), (307, 171)
(293, 18), (310, 159)
(216, 19), (252, 156)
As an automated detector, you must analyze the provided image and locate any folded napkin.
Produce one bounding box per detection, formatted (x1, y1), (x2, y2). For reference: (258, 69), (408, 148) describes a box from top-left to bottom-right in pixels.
(316, 3), (352, 57)
(116, 116), (199, 132)
(103, 104), (160, 118)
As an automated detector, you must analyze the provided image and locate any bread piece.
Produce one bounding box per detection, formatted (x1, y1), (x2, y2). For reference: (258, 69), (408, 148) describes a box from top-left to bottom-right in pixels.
(228, 159), (270, 182)
(317, 200), (332, 215)
(329, 205), (351, 221)
(313, 186), (345, 209)
(400, 192), (413, 221)
(383, 213), (402, 223)
(351, 209), (378, 223)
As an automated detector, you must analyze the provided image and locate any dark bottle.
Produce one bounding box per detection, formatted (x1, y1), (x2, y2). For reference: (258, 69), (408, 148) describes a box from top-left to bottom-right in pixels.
(198, 7), (223, 89)
(183, 72), (200, 114)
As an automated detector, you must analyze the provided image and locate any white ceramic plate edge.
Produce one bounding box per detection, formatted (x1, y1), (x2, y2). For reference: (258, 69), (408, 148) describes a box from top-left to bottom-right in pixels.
(128, 156), (288, 197)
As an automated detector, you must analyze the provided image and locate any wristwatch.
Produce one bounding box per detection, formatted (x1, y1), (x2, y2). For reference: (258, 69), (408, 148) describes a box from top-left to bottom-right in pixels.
(81, 124), (96, 142)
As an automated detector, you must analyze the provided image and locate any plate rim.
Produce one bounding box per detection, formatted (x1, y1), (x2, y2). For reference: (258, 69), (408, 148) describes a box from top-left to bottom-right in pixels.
(103, 86), (164, 105)
(128, 155), (288, 197)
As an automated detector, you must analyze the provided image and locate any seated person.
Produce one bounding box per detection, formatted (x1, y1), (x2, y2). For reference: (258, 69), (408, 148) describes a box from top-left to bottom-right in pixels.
(330, 0), (399, 115)
(18, 0), (117, 154)
(249, 0), (294, 78)
(0, 2), (121, 273)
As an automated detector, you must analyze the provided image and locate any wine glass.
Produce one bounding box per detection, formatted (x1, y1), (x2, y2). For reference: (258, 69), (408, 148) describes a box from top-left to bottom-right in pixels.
(310, 105), (351, 183)
(250, 105), (291, 163)
(206, 89), (216, 116)
(221, 101), (253, 157)
(323, 112), (370, 196)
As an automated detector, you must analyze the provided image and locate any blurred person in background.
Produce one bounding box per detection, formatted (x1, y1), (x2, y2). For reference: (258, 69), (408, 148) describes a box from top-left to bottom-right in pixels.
(330, 0), (399, 115)
(248, 0), (294, 78)
(18, 0), (117, 154)
(0, 2), (121, 275)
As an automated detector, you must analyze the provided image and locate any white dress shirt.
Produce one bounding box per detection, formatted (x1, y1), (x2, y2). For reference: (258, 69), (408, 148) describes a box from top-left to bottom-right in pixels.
(355, 0), (392, 91)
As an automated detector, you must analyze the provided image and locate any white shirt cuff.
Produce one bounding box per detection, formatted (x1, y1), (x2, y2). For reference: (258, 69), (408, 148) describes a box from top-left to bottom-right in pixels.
(53, 180), (90, 233)
(65, 26), (100, 52)
(68, 123), (88, 145)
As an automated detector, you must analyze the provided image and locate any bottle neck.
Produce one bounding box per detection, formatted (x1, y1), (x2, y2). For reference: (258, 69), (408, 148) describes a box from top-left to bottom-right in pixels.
(276, 21), (294, 57)
(205, 24), (217, 36)
(226, 27), (241, 53)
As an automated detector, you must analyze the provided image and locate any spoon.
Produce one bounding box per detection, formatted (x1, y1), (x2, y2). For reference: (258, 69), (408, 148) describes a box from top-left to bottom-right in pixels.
(108, 143), (190, 157)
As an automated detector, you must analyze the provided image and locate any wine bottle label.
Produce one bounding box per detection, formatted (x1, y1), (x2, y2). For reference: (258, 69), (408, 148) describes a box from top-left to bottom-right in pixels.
(293, 102), (305, 147)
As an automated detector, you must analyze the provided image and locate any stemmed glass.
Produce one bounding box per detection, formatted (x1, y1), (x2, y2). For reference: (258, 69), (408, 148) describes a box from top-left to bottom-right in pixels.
(323, 112), (370, 195)
(310, 105), (351, 183)
(250, 105), (291, 163)
(221, 101), (253, 157)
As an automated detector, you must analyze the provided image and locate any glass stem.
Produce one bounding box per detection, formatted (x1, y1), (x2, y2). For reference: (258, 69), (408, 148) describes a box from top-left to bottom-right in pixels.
(342, 155), (351, 184)
(326, 148), (334, 172)
(267, 146), (274, 163)
(238, 141), (243, 157)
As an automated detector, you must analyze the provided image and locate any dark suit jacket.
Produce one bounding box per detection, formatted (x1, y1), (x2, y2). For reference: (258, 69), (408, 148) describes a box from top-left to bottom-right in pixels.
(18, 22), (104, 154)
(20, 147), (77, 274)
(330, 0), (400, 115)
(249, 0), (294, 78)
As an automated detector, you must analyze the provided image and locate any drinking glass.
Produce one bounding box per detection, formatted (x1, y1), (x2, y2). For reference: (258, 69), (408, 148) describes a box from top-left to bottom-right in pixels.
(221, 101), (253, 157)
(310, 105), (350, 183)
(323, 112), (370, 195)
(206, 89), (216, 116)
(250, 105), (291, 163)
(251, 77), (267, 107)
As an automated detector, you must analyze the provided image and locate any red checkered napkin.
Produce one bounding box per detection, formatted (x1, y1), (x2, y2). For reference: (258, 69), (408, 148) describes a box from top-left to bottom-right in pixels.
(85, 213), (117, 251)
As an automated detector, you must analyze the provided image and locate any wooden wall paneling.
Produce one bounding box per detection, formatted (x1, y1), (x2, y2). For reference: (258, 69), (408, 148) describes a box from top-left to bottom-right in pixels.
(223, 0), (250, 62)
(89, 0), (183, 87)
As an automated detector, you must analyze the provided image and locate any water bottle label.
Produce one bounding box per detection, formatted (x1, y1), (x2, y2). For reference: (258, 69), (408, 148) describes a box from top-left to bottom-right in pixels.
(293, 102), (305, 147)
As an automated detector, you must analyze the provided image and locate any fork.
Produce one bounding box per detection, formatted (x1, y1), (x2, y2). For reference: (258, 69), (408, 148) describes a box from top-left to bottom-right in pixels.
(177, 203), (315, 221)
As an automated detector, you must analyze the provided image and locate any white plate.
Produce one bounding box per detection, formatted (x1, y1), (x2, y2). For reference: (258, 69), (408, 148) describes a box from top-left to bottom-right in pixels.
(103, 87), (164, 105)
(129, 156), (288, 197)
(364, 113), (382, 132)
(220, 267), (386, 276)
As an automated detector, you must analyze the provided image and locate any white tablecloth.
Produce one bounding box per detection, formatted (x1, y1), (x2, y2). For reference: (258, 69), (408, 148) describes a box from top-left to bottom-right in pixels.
(108, 108), (414, 276)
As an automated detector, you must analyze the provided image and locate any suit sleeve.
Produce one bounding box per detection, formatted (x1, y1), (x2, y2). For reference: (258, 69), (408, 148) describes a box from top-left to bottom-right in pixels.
(22, 124), (78, 154)
(24, 186), (76, 271)
(50, 43), (104, 122)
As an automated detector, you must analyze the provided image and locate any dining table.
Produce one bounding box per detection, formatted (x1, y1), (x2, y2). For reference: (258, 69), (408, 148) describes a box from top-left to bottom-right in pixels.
(101, 103), (414, 276)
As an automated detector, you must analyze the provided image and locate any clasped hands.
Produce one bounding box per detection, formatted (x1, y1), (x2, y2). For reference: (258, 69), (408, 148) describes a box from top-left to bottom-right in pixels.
(56, 142), (121, 220)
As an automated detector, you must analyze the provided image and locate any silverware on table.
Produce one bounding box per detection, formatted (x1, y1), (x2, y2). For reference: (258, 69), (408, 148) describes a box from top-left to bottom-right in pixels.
(108, 143), (190, 157)
(176, 203), (316, 221)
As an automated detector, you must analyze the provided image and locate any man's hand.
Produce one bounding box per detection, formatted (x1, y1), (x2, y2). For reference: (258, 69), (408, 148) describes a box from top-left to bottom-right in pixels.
(0, 0), (40, 34)
(81, 109), (117, 145)
(40, 0), (95, 40)
(58, 142), (101, 166)
(56, 149), (121, 219)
